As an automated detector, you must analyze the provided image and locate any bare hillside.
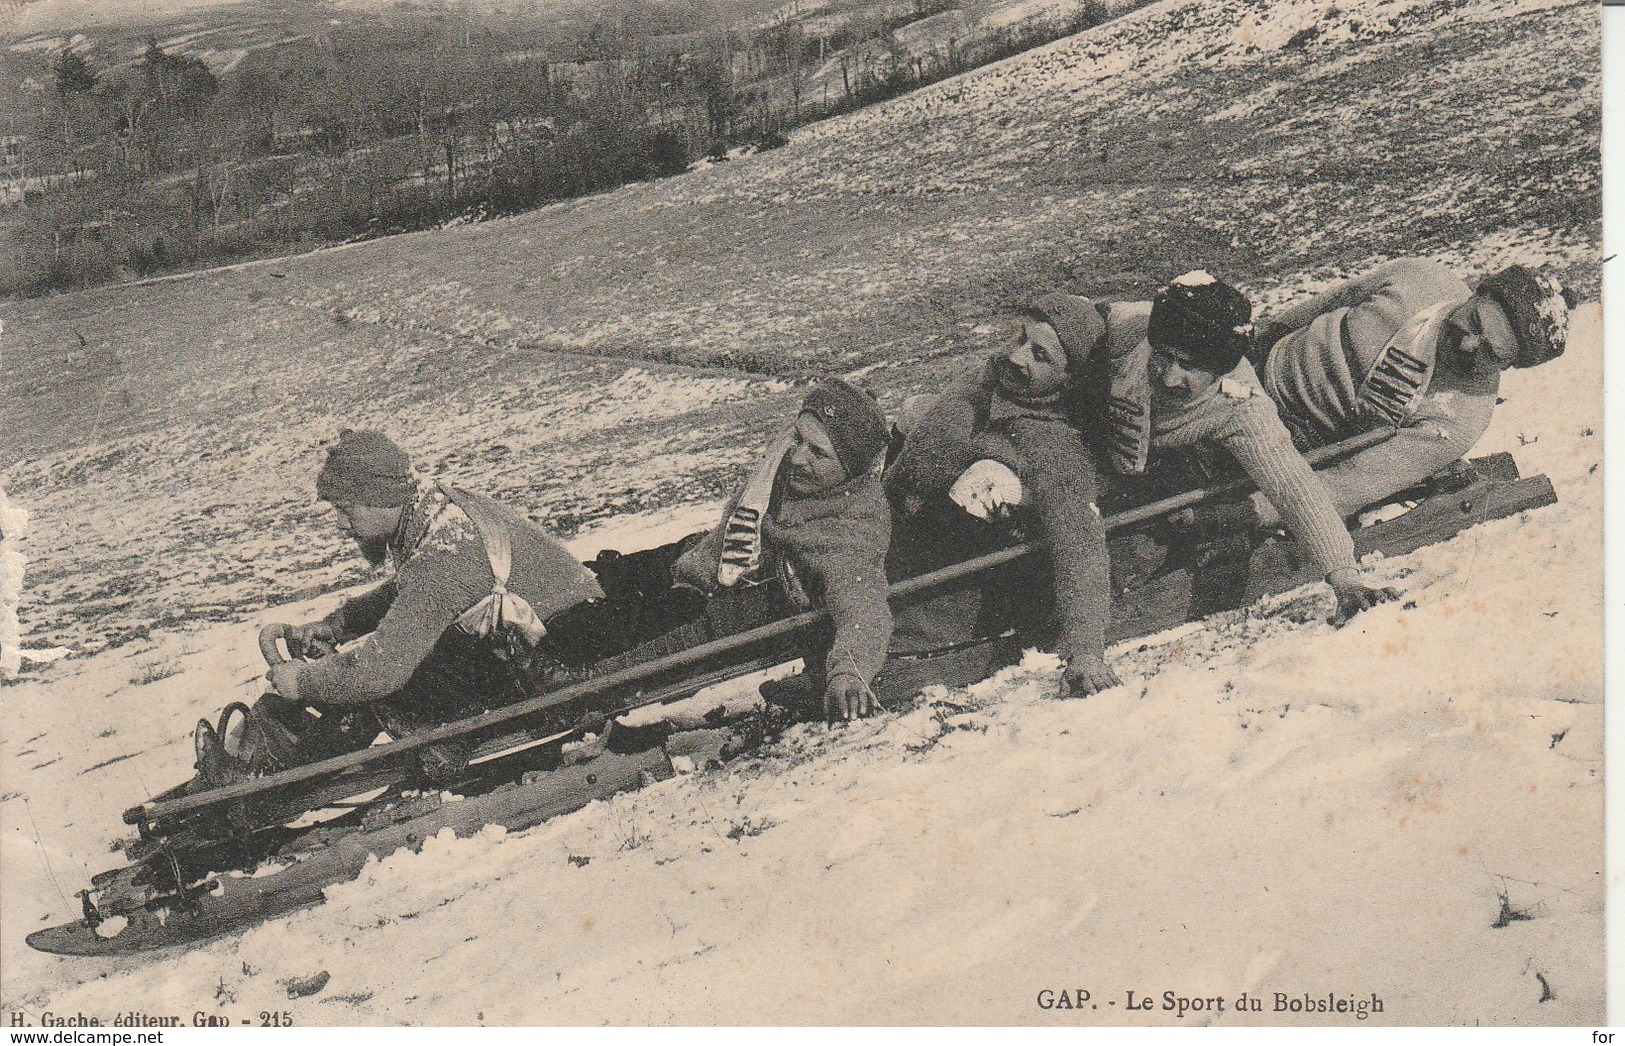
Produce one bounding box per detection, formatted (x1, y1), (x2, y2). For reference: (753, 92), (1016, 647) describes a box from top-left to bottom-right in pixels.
(0, 0), (1599, 657)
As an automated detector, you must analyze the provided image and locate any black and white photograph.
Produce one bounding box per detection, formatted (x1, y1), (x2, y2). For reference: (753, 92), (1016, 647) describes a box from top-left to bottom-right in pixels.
(0, 0), (1604, 1027)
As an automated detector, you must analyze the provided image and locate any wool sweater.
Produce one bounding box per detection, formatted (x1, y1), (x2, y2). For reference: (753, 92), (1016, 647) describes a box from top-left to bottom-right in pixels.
(1258, 259), (1499, 517)
(885, 359), (1111, 663)
(298, 482), (605, 706)
(1096, 303), (1356, 575)
(676, 471), (893, 688)
(1262, 258), (1478, 440)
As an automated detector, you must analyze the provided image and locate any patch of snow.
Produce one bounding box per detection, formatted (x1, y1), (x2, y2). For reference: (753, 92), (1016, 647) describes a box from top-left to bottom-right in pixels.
(18, 647), (73, 665)
(91, 915), (127, 939)
(0, 483), (27, 679)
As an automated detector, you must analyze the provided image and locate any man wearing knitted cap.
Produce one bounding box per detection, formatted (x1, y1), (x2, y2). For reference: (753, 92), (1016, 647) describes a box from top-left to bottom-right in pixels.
(885, 294), (1120, 699)
(1085, 271), (1396, 624)
(1251, 258), (1572, 520)
(672, 379), (894, 723)
(195, 429), (606, 784)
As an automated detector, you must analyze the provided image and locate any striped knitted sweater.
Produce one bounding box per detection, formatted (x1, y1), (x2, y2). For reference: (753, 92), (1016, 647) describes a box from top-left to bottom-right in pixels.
(1262, 258), (1477, 441)
(1255, 259), (1501, 518)
(1102, 305), (1357, 576)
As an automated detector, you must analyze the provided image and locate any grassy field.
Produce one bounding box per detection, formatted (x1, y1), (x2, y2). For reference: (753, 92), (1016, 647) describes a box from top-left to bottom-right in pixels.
(0, 0), (1600, 656)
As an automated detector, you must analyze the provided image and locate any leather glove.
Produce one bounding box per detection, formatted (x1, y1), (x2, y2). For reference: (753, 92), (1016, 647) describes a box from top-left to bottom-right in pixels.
(949, 459), (1027, 522)
(1059, 649), (1122, 699)
(1327, 567), (1400, 625)
(824, 674), (875, 724)
(288, 620), (339, 659)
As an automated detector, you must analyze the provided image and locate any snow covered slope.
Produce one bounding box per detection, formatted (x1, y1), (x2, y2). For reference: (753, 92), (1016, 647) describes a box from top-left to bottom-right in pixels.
(0, 0), (1602, 1026)
(0, 308), (1603, 1024)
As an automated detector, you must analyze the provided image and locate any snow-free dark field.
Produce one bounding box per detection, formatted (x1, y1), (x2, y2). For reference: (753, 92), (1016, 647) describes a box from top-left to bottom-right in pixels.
(0, 0), (1603, 1025)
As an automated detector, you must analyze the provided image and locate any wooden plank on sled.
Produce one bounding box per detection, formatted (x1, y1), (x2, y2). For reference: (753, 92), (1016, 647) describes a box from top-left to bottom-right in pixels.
(1108, 466), (1556, 643)
(33, 747), (674, 956)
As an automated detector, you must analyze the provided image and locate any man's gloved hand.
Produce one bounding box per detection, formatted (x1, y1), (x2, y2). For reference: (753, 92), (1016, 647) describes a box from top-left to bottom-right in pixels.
(1059, 648), (1122, 699)
(949, 459), (1027, 522)
(266, 661), (303, 702)
(288, 620), (339, 659)
(1327, 567), (1401, 625)
(824, 674), (875, 724)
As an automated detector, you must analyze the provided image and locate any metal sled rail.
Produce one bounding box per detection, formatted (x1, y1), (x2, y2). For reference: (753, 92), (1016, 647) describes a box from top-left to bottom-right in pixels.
(125, 428), (1394, 828)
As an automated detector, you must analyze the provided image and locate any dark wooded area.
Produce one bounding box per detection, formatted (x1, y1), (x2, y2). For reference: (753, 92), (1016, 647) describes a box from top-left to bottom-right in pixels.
(2, 0), (1126, 296)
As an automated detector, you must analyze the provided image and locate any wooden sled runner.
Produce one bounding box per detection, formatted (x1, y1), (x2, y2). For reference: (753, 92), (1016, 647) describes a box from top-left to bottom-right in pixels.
(27, 437), (1556, 956)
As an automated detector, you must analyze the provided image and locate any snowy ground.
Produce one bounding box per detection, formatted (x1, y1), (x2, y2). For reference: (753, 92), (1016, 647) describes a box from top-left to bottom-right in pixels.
(0, 0), (1603, 1028)
(0, 308), (1603, 1025)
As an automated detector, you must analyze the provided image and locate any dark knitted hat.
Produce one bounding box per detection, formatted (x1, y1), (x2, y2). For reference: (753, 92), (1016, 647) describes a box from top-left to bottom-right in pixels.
(315, 430), (415, 507)
(1148, 271), (1255, 374)
(800, 379), (889, 478)
(1474, 264), (1572, 369)
(1023, 292), (1107, 373)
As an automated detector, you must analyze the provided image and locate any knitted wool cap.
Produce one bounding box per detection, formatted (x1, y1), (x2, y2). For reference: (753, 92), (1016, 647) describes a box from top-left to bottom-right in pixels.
(1147, 271), (1255, 373)
(1023, 292), (1108, 373)
(800, 379), (889, 478)
(315, 430), (416, 507)
(1474, 264), (1572, 369)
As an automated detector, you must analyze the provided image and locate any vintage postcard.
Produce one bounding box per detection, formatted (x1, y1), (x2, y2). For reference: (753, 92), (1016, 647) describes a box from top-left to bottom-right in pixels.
(0, 0), (1604, 1028)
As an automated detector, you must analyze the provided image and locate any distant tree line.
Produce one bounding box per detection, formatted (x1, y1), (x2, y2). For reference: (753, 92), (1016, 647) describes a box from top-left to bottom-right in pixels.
(2, 0), (1128, 296)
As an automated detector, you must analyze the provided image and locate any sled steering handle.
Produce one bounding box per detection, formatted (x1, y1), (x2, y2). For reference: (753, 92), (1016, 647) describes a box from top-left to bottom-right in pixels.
(259, 624), (294, 667)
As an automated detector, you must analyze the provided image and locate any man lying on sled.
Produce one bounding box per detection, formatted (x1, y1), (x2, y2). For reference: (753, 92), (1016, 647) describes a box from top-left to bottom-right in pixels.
(559, 379), (894, 726)
(883, 293), (1120, 702)
(668, 379), (894, 724)
(1246, 258), (1573, 522)
(1089, 271), (1398, 624)
(193, 429), (612, 787)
